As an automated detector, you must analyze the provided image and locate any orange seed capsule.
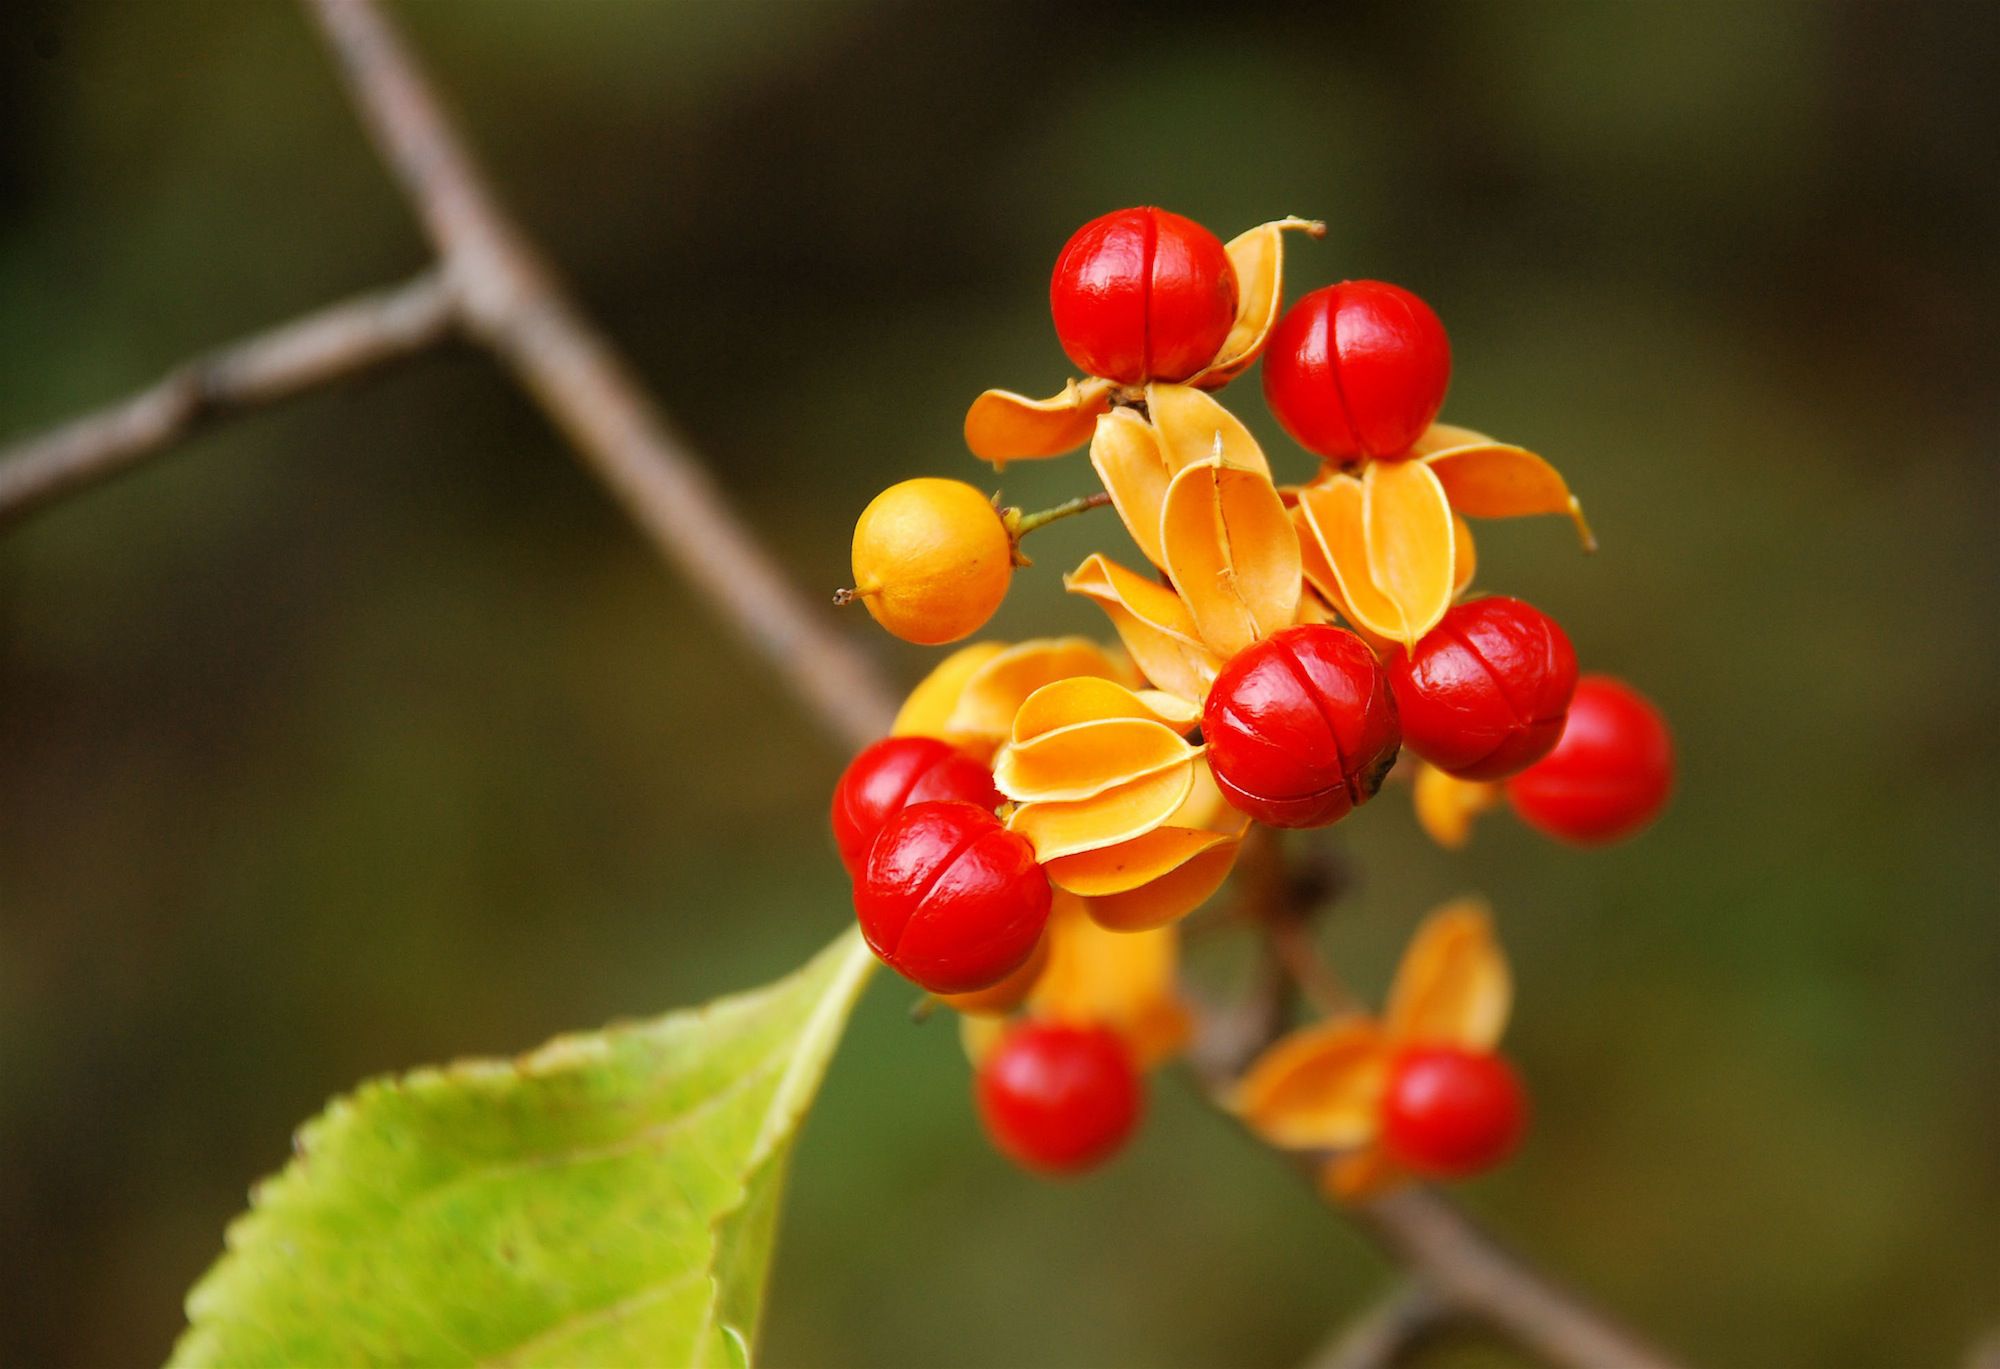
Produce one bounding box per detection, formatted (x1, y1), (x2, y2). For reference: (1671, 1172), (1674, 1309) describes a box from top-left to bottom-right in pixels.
(850, 478), (1013, 645)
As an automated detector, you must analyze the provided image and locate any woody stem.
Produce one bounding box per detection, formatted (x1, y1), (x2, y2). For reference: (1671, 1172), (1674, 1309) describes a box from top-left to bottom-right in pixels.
(1199, 830), (1689, 1369)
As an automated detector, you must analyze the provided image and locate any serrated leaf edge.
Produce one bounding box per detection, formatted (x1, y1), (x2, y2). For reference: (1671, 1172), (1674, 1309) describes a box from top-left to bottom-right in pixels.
(171, 928), (876, 1369)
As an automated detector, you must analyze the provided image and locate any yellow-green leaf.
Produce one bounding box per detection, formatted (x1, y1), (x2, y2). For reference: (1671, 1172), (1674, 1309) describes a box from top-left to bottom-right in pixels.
(172, 930), (876, 1369)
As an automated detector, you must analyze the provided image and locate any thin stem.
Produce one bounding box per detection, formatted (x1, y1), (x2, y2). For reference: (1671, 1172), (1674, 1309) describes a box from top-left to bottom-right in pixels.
(0, 272), (454, 523)
(1189, 1022), (1685, 1369)
(1304, 1281), (1454, 1369)
(1235, 827), (1361, 1016)
(1009, 489), (1112, 538)
(1268, 913), (1362, 1017)
(1353, 1188), (1682, 1369)
(1194, 831), (1690, 1369)
(302, 0), (897, 751)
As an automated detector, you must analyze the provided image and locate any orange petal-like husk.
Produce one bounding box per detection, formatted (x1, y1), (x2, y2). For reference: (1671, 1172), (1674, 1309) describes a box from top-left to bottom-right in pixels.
(1081, 833), (1242, 931)
(1170, 760), (1247, 836)
(1160, 459), (1302, 659)
(1292, 514), (1386, 648)
(945, 637), (1128, 741)
(1407, 421), (1496, 459)
(1028, 894), (1191, 1068)
(1146, 384), (1271, 477)
(1006, 759), (1197, 862)
(963, 377), (1116, 465)
(1421, 436), (1595, 550)
(1009, 676), (1199, 742)
(1321, 1145), (1412, 1203)
(892, 641), (1008, 748)
(935, 927), (1050, 1016)
(1413, 761), (1502, 850)
(994, 717), (1198, 804)
(1066, 553), (1222, 703)
(1190, 217), (1326, 388)
(1234, 1017), (1391, 1151)
(1362, 459), (1456, 646)
(1045, 824), (1233, 896)
(1384, 899), (1512, 1050)
(1090, 407), (1176, 571)
(1452, 513), (1477, 598)
(1295, 479), (1409, 644)
(959, 1011), (1008, 1067)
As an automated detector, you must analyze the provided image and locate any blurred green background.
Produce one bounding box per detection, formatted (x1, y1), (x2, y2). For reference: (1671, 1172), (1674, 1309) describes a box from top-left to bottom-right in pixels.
(2, 1), (1994, 1365)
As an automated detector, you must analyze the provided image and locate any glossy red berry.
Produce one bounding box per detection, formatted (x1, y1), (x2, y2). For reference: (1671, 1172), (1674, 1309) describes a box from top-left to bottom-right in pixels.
(1388, 597), (1578, 781)
(1262, 281), (1451, 461)
(1505, 675), (1674, 845)
(1201, 624), (1402, 829)
(830, 736), (1001, 878)
(1049, 207), (1238, 385)
(1380, 1045), (1527, 1179)
(976, 1021), (1143, 1175)
(855, 801), (1050, 994)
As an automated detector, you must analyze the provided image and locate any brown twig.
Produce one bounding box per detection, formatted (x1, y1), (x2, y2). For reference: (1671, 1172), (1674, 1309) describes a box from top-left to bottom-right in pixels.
(1352, 1188), (1680, 1369)
(0, 4), (1687, 1365)
(1187, 943), (1293, 1082)
(1304, 1281), (1454, 1369)
(301, 0), (894, 751)
(0, 272), (454, 524)
(1190, 1013), (1683, 1369)
(1204, 833), (1686, 1369)
(1235, 827), (1361, 1016)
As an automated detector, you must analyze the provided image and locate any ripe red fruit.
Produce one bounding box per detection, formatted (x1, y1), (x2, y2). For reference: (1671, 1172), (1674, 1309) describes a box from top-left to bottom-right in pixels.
(1261, 281), (1451, 461)
(1049, 207), (1238, 385)
(855, 801), (1051, 994)
(1505, 674), (1674, 844)
(1388, 597), (1578, 781)
(830, 736), (1001, 878)
(975, 1021), (1143, 1175)
(1380, 1045), (1527, 1179)
(1201, 624), (1402, 829)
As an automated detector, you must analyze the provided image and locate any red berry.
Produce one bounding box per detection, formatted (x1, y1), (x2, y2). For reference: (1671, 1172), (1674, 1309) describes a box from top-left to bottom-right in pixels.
(1201, 625), (1402, 829)
(855, 801), (1051, 994)
(1380, 1045), (1527, 1179)
(1049, 207), (1238, 385)
(830, 736), (1001, 878)
(1388, 597), (1578, 781)
(976, 1021), (1143, 1175)
(1505, 675), (1673, 845)
(1261, 281), (1451, 461)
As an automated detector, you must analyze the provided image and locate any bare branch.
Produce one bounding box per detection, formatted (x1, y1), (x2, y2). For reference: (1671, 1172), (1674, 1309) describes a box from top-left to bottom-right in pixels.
(300, 0), (896, 749)
(0, 272), (454, 525)
(1266, 906), (1363, 1017)
(1304, 1281), (1453, 1369)
(1237, 828), (1361, 1016)
(1353, 1188), (1682, 1369)
(1187, 1001), (1684, 1369)
(1186, 948), (1292, 1083)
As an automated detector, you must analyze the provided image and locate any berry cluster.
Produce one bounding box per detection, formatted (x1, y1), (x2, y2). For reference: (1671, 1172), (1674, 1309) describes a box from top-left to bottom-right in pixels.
(834, 207), (1675, 1186)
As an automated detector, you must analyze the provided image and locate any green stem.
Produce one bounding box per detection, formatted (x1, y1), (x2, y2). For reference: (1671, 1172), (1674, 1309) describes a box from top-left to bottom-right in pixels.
(1009, 490), (1113, 538)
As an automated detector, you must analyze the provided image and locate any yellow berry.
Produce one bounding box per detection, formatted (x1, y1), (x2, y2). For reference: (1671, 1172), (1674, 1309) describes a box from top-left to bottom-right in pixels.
(851, 478), (1013, 645)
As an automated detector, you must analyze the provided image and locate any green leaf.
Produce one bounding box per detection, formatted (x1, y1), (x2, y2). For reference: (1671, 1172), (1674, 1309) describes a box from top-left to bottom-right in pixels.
(171, 928), (876, 1368)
